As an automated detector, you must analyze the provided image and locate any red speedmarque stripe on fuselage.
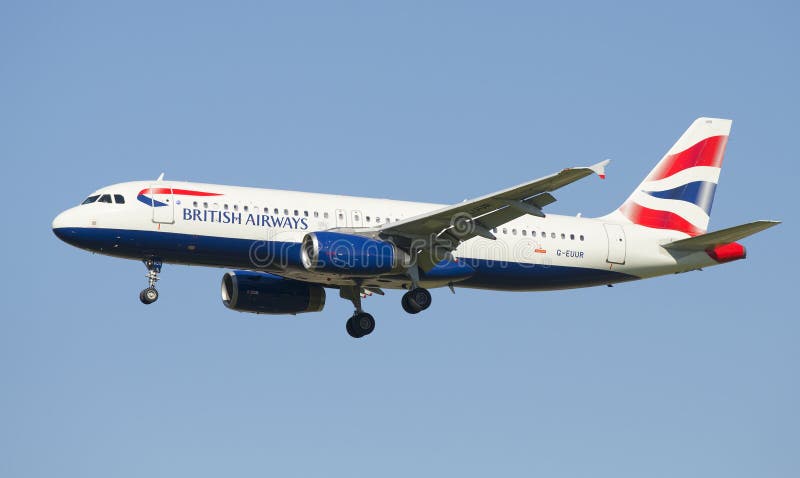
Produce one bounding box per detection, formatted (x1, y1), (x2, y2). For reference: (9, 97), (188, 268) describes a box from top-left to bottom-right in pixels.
(138, 188), (223, 197)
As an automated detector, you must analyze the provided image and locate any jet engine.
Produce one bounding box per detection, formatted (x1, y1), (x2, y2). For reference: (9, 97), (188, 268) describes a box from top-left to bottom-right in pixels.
(221, 271), (325, 314)
(300, 231), (409, 276)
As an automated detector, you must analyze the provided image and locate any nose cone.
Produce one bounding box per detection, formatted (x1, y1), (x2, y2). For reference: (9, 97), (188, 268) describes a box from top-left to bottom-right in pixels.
(52, 208), (80, 243)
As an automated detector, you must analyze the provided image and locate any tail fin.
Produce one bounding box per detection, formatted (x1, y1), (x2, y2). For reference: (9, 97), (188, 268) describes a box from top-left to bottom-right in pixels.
(611, 117), (732, 236)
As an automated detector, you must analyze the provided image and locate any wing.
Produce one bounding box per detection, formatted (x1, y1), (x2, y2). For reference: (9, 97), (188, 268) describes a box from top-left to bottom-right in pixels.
(379, 160), (610, 270)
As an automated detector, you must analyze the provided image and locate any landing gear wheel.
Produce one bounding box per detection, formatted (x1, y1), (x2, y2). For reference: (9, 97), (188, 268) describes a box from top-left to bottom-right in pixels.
(140, 258), (163, 305)
(140, 287), (158, 304)
(346, 312), (375, 338)
(402, 288), (431, 314)
(402, 293), (421, 314)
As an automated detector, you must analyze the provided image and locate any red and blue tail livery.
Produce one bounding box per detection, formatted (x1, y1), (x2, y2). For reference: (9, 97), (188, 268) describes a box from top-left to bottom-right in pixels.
(53, 117), (779, 338)
(615, 118), (731, 236)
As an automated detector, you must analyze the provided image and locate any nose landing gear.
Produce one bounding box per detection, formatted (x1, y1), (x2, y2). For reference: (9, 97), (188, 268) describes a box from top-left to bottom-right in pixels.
(139, 258), (162, 305)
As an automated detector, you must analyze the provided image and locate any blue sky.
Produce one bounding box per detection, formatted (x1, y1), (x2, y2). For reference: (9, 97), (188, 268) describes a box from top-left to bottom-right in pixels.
(1, 1), (797, 477)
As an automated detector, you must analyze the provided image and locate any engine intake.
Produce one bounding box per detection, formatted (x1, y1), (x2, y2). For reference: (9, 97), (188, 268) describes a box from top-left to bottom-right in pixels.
(221, 271), (325, 315)
(301, 231), (408, 276)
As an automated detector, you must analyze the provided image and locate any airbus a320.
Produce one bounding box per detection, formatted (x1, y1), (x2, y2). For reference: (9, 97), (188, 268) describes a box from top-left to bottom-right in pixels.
(53, 118), (779, 338)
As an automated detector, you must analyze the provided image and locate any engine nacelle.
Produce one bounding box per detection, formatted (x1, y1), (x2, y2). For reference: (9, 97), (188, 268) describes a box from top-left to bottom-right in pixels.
(221, 271), (325, 315)
(301, 231), (408, 276)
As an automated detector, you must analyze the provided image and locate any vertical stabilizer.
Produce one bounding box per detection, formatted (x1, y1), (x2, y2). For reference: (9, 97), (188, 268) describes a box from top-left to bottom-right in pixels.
(608, 117), (732, 236)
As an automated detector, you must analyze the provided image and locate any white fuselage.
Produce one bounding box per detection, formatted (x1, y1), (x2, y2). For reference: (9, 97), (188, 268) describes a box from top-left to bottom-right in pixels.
(52, 180), (720, 292)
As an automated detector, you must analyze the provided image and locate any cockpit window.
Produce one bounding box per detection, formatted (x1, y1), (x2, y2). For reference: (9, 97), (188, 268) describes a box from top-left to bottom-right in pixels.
(114, 194), (125, 204)
(98, 194), (112, 203)
(82, 195), (100, 205)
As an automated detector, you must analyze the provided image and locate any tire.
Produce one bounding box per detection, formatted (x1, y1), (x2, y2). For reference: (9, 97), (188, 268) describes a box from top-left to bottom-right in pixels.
(346, 317), (362, 338)
(402, 293), (422, 314)
(406, 288), (431, 312)
(141, 287), (158, 304)
(354, 313), (375, 336)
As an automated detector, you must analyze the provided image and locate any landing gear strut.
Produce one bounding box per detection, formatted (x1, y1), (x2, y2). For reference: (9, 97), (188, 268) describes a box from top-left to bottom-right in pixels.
(139, 258), (162, 305)
(342, 285), (375, 338)
(401, 264), (432, 314)
(402, 287), (432, 314)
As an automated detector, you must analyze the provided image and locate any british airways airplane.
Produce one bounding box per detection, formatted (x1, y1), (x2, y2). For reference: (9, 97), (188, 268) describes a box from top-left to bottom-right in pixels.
(53, 118), (778, 338)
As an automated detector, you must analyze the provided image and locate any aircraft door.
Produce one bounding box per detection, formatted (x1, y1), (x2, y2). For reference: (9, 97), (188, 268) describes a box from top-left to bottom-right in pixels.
(604, 223), (626, 264)
(149, 185), (175, 224)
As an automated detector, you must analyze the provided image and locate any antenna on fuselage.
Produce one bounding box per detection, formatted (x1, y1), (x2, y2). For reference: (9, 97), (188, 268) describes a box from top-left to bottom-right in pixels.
(156, 173), (165, 181)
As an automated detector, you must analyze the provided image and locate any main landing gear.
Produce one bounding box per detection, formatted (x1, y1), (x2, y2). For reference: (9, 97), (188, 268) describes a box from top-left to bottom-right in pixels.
(139, 258), (162, 305)
(341, 285), (375, 339)
(401, 265), (432, 315)
(340, 280), (433, 339)
(401, 287), (432, 314)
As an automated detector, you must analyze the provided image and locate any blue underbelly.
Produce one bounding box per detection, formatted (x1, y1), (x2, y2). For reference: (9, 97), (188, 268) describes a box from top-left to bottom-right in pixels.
(53, 227), (635, 290)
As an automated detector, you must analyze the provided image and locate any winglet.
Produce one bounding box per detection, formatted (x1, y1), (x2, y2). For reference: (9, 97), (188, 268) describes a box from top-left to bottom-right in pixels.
(589, 159), (610, 179)
(156, 172), (165, 181)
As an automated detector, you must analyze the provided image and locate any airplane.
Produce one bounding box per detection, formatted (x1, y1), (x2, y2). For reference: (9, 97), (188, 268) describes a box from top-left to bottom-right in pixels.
(52, 117), (779, 338)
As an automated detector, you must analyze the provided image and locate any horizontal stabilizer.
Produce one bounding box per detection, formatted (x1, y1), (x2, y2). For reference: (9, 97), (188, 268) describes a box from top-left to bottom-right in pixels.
(662, 220), (780, 251)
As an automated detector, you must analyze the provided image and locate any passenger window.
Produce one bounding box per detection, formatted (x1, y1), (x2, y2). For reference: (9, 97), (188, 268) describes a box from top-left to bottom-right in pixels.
(502, 228), (507, 234)
(284, 209), (289, 215)
(314, 211), (319, 218)
(244, 205), (249, 212)
(366, 216), (371, 222)
(203, 202), (208, 208)
(274, 208), (279, 214)
(551, 233), (556, 239)
(522, 230), (527, 236)
(304, 211), (308, 217)
(375, 217), (381, 223)
(580, 235), (585, 241)
(324, 212), (329, 219)
(294, 210), (299, 216)
(532, 231), (537, 237)
(570, 234), (575, 240)
(224, 204), (229, 210)
(82, 195), (99, 205)
(99, 194), (112, 203)
(512, 229), (517, 235)
(193, 201), (198, 208)
(338, 213), (344, 219)
(561, 233), (566, 239)
(114, 194), (125, 204)
(234, 205), (239, 211)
